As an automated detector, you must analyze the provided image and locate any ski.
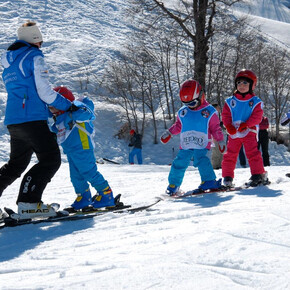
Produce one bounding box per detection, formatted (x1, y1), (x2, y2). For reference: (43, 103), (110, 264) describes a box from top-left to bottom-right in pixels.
(168, 186), (245, 198)
(0, 198), (162, 229)
(63, 193), (126, 213)
(167, 180), (271, 198)
(103, 158), (120, 165)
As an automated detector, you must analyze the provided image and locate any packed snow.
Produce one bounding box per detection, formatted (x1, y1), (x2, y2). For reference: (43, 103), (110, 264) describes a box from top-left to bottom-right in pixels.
(0, 150), (290, 289)
(0, 0), (290, 289)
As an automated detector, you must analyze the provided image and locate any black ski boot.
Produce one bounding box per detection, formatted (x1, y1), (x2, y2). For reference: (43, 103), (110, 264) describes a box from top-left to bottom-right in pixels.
(0, 208), (9, 223)
(0, 209), (4, 223)
(246, 172), (270, 187)
(223, 176), (233, 188)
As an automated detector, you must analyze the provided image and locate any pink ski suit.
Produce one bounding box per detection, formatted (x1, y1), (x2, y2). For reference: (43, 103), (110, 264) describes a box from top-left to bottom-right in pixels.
(222, 92), (265, 178)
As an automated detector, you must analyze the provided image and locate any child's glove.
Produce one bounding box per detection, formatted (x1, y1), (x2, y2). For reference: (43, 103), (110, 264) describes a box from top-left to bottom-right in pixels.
(218, 140), (227, 154)
(67, 104), (79, 112)
(64, 114), (74, 130)
(160, 130), (172, 144)
(238, 122), (248, 132)
(226, 124), (237, 135)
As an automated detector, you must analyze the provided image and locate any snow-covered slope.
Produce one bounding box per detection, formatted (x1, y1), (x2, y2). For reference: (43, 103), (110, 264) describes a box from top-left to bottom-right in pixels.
(0, 0), (130, 93)
(232, 0), (290, 49)
(234, 0), (290, 23)
(1, 0), (289, 93)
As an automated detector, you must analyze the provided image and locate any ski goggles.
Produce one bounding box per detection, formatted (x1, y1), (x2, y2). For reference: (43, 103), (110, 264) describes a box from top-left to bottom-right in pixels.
(183, 98), (200, 108)
(236, 80), (249, 85)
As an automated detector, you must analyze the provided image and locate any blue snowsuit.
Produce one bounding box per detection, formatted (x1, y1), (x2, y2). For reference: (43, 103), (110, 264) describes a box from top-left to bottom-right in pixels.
(128, 132), (143, 164)
(50, 97), (109, 195)
(168, 102), (222, 187)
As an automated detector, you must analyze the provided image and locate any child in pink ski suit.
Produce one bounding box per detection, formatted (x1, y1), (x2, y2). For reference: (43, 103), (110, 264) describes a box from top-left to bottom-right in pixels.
(222, 69), (269, 187)
(160, 79), (226, 194)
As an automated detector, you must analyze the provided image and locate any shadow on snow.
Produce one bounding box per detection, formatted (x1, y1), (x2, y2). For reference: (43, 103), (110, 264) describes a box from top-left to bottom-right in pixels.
(172, 186), (282, 207)
(0, 218), (95, 262)
(173, 192), (235, 208)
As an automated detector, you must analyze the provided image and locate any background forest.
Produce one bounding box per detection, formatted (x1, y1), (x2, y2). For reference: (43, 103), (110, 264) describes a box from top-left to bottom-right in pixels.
(97, 0), (289, 146)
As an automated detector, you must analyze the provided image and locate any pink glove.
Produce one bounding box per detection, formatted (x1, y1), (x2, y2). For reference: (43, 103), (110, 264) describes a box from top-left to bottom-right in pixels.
(160, 130), (172, 144)
(218, 140), (227, 154)
(238, 122), (248, 132)
(226, 124), (237, 135)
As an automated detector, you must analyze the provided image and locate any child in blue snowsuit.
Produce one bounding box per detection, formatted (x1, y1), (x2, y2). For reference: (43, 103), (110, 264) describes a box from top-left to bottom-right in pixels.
(49, 86), (115, 210)
(160, 80), (226, 194)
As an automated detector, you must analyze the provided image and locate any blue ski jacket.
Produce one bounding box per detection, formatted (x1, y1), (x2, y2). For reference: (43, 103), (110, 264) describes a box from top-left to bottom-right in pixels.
(50, 97), (95, 154)
(1, 40), (71, 125)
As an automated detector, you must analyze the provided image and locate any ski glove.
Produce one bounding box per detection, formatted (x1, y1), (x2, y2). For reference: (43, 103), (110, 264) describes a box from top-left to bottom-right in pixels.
(64, 114), (75, 130)
(218, 140), (227, 154)
(160, 130), (172, 144)
(238, 122), (248, 132)
(67, 104), (79, 112)
(226, 124), (237, 135)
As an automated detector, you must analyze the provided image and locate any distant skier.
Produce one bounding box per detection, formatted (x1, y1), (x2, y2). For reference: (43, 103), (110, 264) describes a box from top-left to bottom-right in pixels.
(258, 115), (270, 167)
(280, 109), (290, 178)
(221, 69), (269, 187)
(0, 21), (72, 221)
(128, 129), (143, 164)
(49, 86), (115, 210)
(160, 79), (226, 195)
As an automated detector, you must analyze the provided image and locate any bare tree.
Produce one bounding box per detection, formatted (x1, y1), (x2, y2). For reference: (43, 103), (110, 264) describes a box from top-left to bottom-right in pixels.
(130, 0), (241, 88)
(102, 57), (141, 132)
(261, 48), (290, 140)
(207, 15), (257, 104)
(101, 0), (289, 146)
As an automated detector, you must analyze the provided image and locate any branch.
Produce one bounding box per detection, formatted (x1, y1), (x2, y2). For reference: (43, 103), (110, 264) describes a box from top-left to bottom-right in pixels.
(152, 0), (195, 41)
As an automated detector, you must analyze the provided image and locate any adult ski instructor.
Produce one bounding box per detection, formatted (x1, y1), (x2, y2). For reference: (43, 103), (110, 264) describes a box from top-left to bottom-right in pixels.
(0, 21), (72, 221)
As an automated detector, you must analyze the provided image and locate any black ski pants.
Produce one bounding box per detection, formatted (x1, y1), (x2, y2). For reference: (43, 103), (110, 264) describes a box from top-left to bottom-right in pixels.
(258, 129), (270, 167)
(0, 121), (61, 203)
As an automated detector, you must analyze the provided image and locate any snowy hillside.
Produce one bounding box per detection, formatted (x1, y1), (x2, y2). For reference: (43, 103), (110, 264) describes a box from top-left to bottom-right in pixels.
(0, 0), (289, 164)
(232, 0), (290, 50)
(234, 0), (290, 23)
(0, 1), (290, 289)
(0, 0), (131, 93)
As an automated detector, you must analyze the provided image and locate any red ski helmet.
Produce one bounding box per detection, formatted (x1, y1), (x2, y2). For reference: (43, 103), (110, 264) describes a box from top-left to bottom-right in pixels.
(179, 79), (203, 108)
(53, 86), (75, 101)
(235, 69), (257, 90)
(130, 129), (135, 135)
